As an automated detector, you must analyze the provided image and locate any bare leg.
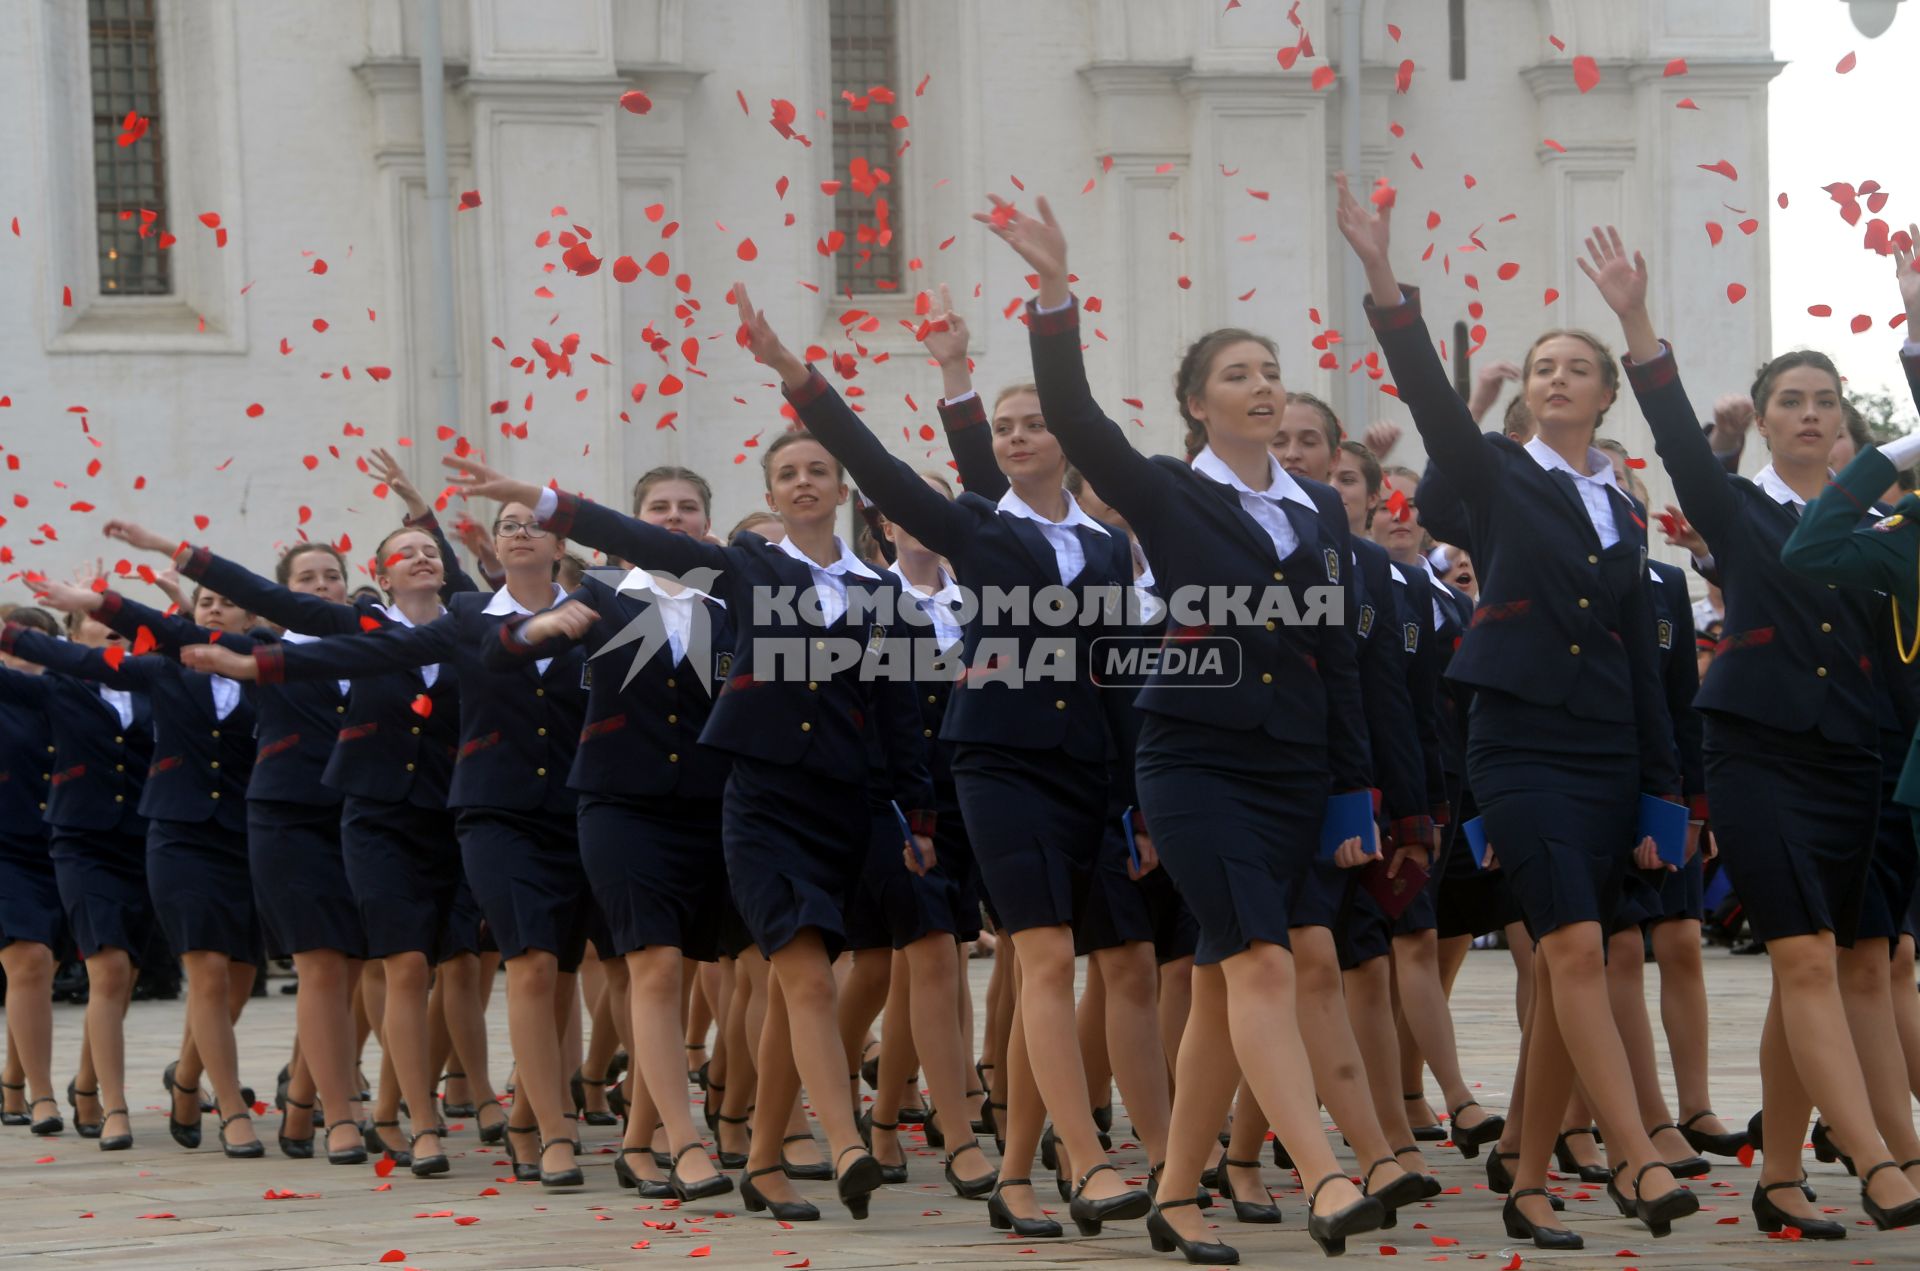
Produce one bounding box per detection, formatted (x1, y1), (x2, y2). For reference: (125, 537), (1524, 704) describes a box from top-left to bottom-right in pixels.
(1650, 919), (1724, 1137)
(180, 950), (255, 1147)
(83, 950), (135, 1143)
(290, 949), (364, 1154)
(1892, 936), (1920, 1102)
(836, 948), (892, 1110)
(1391, 929), (1489, 1137)
(1156, 957), (1194, 1090)
(1289, 925), (1409, 1191)
(1005, 925), (1127, 1202)
(623, 946), (718, 1186)
(380, 951), (439, 1161)
(1076, 957), (1112, 1123)
(902, 933), (991, 1186)
(0, 942), (56, 1118)
(1346, 954), (1432, 1172)
(1837, 938), (1920, 1182)
(1753, 978), (1825, 1224)
(1156, 966), (1254, 1243)
(1091, 941), (1171, 1164)
(996, 951), (1051, 1222)
(437, 952), (501, 1134)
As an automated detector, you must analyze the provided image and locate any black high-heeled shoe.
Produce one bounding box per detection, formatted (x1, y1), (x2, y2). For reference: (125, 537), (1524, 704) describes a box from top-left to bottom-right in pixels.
(1362, 1156), (1430, 1228)
(1626, 1160), (1699, 1237)
(1485, 1149), (1518, 1194)
(1304, 1170), (1386, 1257)
(835, 1144), (884, 1220)
(967, 1086), (992, 1135)
(1039, 1122), (1060, 1174)
(986, 1100), (1007, 1156)
(274, 1064), (291, 1114)
(1860, 1159), (1920, 1230)
(1215, 1157), (1281, 1224)
(539, 1137), (585, 1189)
(715, 1113), (751, 1169)
(686, 1043), (707, 1087)
(167, 1077), (203, 1149)
(502, 1123), (540, 1182)
(943, 1140), (996, 1199)
(614, 1146), (674, 1197)
(1678, 1110), (1748, 1158)
(1147, 1196), (1239, 1265)
(218, 1110), (265, 1160)
(366, 1119), (413, 1168)
(278, 1097), (315, 1159)
(1448, 1099), (1503, 1161)
(988, 1178), (1062, 1237)
(918, 1103), (946, 1150)
(98, 1107), (133, 1152)
(569, 1069), (617, 1127)
(1649, 1121), (1711, 1179)
(669, 1142), (735, 1201)
(1403, 1093), (1446, 1142)
(781, 1132), (833, 1181)
(1752, 1179), (1846, 1239)
(1554, 1127), (1612, 1184)
(1812, 1120), (1856, 1176)
(325, 1119), (367, 1165)
(0, 1080), (26, 1126)
(1502, 1188), (1583, 1249)
(440, 1070), (477, 1119)
(741, 1164), (820, 1221)
(68, 1080), (101, 1138)
(475, 1101), (508, 1146)
(859, 1040), (881, 1092)
(1271, 1134), (1294, 1170)
(410, 1128), (450, 1177)
(1068, 1161), (1151, 1236)
(1389, 1146), (1444, 1200)
(27, 1096), (63, 1137)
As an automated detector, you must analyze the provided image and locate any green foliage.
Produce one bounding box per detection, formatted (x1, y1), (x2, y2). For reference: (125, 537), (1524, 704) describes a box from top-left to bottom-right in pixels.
(1849, 386), (1918, 444)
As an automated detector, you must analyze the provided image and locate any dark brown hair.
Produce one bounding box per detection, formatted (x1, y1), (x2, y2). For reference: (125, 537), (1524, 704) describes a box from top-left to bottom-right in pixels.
(275, 542), (349, 587)
(632, 465), (713, 518)
(1337, 439), (1382, 496)
(1523, 329), (1621, 427)
(1750, 349), (1844, 418)
(1, 603), (60, 636)
(1175, 328), (1280, 459)
(1285, 392), (1343, 447)
(761, 430), (844, 488)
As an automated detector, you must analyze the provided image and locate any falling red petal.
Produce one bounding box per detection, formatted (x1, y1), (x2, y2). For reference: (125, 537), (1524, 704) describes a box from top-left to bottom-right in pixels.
(1572, 56), (1601, 93)
(619, 89), (653, 114)
(1836, 51), (1857, 73)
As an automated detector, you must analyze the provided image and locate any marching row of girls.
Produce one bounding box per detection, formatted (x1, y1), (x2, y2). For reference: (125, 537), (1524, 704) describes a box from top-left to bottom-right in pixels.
(4, 185), (1920, 1264)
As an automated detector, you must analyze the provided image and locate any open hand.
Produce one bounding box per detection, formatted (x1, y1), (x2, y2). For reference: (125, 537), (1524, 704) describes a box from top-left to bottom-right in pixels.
(1658, 504), (1708, 559)
(179, 643), (259, 680)
(974, 195), (1068, 304)
(102, 519), (178, 556)
(34, 579), (105, 615)
(1576, 225), (1649, 318)
(922, 283), (972, 366)
(1897, 222), (1920, 329)
(368, 447), (430, 518)
(440, 454), (543, 509)
(1334, 172), (1393, 267)
(733, 283), (808, 386)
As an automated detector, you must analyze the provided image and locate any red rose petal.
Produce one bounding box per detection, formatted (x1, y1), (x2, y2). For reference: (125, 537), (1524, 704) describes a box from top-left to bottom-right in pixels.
(380, 1253), (406, 1264)
(1836, 51), (1857, 74)
(1572, 56), (1601, 93)
(620, 89), (653, 115)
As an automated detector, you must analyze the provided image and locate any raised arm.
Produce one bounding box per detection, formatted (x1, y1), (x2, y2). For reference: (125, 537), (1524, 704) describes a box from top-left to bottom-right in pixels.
(1336, 174), (1498, 505)
(103, 517), (365, 637)
(1581, 226), (1742, 550)
(733, 283), (976, 556)
(257, 613), (458, 684)
(32, 580), (264, 660)
(441, 454), (735, 583)
(923, 283), (1010, 501)
(367, 447), (478, 599)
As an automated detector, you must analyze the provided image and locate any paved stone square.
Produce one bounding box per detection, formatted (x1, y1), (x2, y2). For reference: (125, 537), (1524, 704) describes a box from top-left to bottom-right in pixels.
(0, 948), (1897, 1270)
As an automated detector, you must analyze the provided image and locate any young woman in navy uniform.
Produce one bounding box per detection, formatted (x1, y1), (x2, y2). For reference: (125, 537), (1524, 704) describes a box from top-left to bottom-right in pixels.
(1607, 221), (1920, 1233)
(184, 499), (605, 1190)
(7, 579), (266, 1158)
(0, 604), (153, 1152)
(747, 281), (1147, 1232)
(0, 606), (67, 1137)
(482, 464), (741, 1202)
(984, 194), (1387, 1262)
(1340, 183), (1695, 1250)
(437, 427), (931, 1224)
(120, 495), (482, 1173)
(38, 541), (374, 1164)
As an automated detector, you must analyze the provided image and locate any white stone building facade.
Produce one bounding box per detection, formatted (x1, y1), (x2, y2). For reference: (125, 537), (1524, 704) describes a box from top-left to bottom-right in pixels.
(3, 0), (1784, 586)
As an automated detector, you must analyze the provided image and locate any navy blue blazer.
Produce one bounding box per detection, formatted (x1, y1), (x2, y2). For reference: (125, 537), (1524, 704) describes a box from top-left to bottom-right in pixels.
(1391, 562), (1450, 825)
(0, 692), (53, 842)
(1368, 288), (1677, 796)
(1354, 536), (1432, 846)
(1647, 560), (1708, 814)
(484, 568), (735, 802)
(787, 371), (1130, 766)
(255, 589), (585, 816)
(90, 590), (348, 808)
(179, 545), (470, 809)
(1630, 346), (1901, 748)
(0, 646), (152, 835)
(1027, 298), (1371, 792)
(538, 492), (936, 823)
(1, 623), (250, 831)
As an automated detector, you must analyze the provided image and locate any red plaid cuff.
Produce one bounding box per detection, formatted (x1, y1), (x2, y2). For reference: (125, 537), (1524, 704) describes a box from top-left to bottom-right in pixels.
(177, 544), (212, 580)
(782, 367), (833, 410)
(544, 490), (581, 539)
(1390, 815), (1435, 850)
(0, 622), (19, 655)
(1363, 285), (1424, 335)
(96, 591), (125, 625)
(402, 508), (441, 532)
(1025, 297), (1081, 337)
(1431, 802), (1452, 828)
(1367, 787), (1384, 815)
(937, 392), (987, 433)
(906, 809), (937, 837)
(498, 617), (534, 654)
(253, 645), (286, 686)
(1688, 793), (1709, 822)
(1622, 342), (1679, 392)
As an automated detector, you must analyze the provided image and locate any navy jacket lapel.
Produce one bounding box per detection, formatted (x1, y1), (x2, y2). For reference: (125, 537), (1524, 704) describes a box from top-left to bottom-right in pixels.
(1195, 474), (1288, 566)
(1543, 469), (1602, 550)
(1000, 514), (1065, 585)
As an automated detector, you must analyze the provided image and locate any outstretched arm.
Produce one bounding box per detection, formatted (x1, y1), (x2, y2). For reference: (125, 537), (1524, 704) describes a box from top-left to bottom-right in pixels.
(32, 581), (262, 658)
(0, 621), (165, 690)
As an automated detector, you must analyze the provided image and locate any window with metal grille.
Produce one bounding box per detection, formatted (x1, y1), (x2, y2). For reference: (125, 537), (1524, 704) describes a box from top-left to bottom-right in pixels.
(828, 0), (901, 294)
(1448, 0), (1466, 81)
(89, 0), (170, 296)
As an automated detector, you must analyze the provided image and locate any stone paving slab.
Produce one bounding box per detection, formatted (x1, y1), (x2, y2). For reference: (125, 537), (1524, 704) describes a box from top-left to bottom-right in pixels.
(0, 949), (1903, 1269)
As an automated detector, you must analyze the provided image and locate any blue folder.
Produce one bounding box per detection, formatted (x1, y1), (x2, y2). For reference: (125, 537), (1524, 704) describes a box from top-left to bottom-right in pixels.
(1319, 790), (1377, 860)
(1638, 794), (1690, 868)
(1461, 816), (1488, 869)
(1121, 807), (1143, 874)
(891, 800), (926, 871)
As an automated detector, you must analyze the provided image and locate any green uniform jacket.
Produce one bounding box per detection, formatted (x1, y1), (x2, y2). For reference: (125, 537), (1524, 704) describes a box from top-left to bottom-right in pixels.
(1781, 445), (1920, 805)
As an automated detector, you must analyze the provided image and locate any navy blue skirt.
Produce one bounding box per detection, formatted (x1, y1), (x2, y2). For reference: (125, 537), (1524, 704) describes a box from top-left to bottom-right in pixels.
(952, 743), (1104, 936)
(1074, 813), (1198, 960)
(1434, 781), (1520, 939)
(933, 786), (982, 944)
(1704, 712), (1879, 947)
(1858, 749), (1918, 945)
(147, 818), (262, 963)
(1134, 713), (1327, 965)
(846, 804), (966, 952)
(248, 799), (364, 959)
(0, 833), (67, 952)
(458, 806), (592, 971)
(1467, 691), (1638, 942)
(719, 899), (756, 960)
(48, 827), (151, 962)
(722, 759), (867, 960)
(578, 794), (727, 962)
(339, 796), (467, 963)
